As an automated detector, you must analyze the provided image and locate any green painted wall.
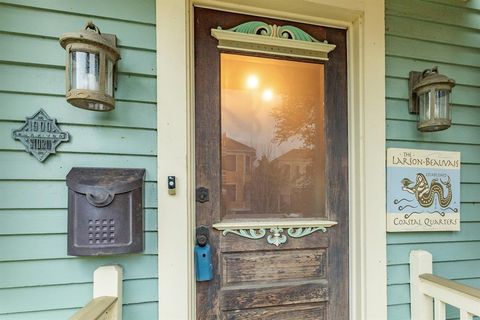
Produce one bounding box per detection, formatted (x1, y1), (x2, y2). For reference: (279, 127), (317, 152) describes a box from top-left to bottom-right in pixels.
(386, 0), (480, 319)
(0, 1), (158, 319)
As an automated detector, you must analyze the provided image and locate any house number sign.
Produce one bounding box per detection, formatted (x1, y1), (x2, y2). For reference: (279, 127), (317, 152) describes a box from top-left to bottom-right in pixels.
(12, 109), (70, 162)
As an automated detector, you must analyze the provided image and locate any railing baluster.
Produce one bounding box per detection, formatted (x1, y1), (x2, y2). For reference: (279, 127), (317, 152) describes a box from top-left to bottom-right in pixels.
(460, 310), (474, 320)
(410, 250), (480, 320)
(434, 299), (446, 320)
(410, 250), (434, 320)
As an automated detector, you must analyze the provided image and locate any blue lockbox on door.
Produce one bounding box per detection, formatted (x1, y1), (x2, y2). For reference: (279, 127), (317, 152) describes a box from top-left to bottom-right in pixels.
(195, 243), (213, 281)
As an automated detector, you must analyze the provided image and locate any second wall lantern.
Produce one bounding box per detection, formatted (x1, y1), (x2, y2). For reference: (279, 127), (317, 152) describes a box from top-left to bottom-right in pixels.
(60, 22), (120, 111)
(408, 66), (455, 132)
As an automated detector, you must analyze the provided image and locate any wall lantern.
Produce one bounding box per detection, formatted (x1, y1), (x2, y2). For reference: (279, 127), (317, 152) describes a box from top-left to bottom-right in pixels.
(408, 66), (455, 132)
(59, 22), (120, 111)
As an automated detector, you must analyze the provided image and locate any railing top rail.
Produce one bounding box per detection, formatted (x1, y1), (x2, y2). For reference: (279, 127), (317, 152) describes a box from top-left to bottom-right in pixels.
(70, 296), (117, 320)
(419, 273), (480, 300)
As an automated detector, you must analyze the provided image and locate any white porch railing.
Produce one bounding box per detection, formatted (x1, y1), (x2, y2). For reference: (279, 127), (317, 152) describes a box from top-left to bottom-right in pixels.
(410, 250), (480, 320)
(70, 265), (123, 320)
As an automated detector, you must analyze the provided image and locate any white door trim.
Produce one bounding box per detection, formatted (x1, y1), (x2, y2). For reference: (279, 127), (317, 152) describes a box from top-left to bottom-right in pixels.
(156, 1), (387, 319)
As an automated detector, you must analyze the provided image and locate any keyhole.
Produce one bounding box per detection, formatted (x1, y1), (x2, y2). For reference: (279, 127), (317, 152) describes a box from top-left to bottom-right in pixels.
(202, 254), (206, 258)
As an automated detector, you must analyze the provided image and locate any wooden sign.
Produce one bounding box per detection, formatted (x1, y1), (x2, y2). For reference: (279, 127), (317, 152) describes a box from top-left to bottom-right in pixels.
(387, 148), (460, 232)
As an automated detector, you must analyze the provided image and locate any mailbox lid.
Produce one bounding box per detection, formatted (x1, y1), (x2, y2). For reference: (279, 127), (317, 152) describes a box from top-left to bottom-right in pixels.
(66, 167), (146, 195)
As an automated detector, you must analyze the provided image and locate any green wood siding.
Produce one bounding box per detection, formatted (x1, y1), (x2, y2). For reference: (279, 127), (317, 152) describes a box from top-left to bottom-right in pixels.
(0, 0), (157, 319)
(386, 0), (480, 319)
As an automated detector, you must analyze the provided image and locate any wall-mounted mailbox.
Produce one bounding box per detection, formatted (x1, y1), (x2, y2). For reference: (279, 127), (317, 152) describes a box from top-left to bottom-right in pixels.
(66, 167), (145, 256)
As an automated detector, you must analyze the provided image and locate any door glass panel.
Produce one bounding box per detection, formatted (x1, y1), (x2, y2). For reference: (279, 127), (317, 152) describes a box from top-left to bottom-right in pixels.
(221, 53), (325, 219)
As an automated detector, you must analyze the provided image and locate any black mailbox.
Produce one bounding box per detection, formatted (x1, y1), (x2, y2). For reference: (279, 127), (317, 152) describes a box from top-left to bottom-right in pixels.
(66, 167), (145, 256)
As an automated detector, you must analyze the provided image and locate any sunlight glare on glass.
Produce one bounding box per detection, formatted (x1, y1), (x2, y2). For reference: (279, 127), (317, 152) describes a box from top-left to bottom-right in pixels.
(246, 75), (259, 89)
(262, 89), (274, 101)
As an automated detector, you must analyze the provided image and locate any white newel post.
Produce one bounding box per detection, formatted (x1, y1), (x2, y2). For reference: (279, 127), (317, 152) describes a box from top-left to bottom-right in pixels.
(94, 265), (123, 320)
(410, 250), (434, 320)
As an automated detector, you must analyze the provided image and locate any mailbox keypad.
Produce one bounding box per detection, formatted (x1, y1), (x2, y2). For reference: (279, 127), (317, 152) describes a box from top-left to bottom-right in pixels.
(88, 219), (116, 244)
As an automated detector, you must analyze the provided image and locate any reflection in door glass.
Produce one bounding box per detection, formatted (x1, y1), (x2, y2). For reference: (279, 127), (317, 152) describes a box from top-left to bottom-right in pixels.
(221, 54), (325, 219)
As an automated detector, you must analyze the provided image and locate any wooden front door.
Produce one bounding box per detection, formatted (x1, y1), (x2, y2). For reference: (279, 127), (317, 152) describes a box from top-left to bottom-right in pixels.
(194, 7), (348, 319)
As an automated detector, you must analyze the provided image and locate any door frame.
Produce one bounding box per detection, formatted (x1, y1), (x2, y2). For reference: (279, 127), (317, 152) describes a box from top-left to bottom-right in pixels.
(156, 0), (387, 319)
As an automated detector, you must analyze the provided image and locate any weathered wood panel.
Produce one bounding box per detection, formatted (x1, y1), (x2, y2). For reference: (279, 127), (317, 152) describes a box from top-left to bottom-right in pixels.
(222, 249), (326, 285)
(220, 280), (329, 310)
(225, 303), (327, 320)
(220, 231), (329, 252)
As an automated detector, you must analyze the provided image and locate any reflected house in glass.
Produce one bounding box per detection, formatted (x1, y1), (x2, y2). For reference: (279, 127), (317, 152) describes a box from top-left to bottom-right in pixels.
(272, 148), (314, 214)
(221, 134), (256, 216)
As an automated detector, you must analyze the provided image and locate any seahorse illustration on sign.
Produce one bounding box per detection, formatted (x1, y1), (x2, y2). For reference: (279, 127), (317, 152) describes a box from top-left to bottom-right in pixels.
(401, 173), (452, 208)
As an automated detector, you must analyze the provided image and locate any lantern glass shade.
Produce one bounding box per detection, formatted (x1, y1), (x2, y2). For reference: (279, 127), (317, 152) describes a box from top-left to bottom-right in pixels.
(70, 51), (100, 91)
(434, 90), (450, 119)
(418, 91), (431, 122)
(417, 88), (452, 132)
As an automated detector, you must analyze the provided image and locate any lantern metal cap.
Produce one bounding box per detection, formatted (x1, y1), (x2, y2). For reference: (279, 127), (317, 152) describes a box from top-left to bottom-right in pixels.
(59, 21), (120, 60)
(408, 66), (455, 114)
(412, 67), (455, 94)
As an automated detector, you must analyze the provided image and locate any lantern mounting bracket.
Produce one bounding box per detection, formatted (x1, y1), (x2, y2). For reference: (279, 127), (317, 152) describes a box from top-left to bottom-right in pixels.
(100, 33), (119, 91)
(408, 71), (423, 114)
